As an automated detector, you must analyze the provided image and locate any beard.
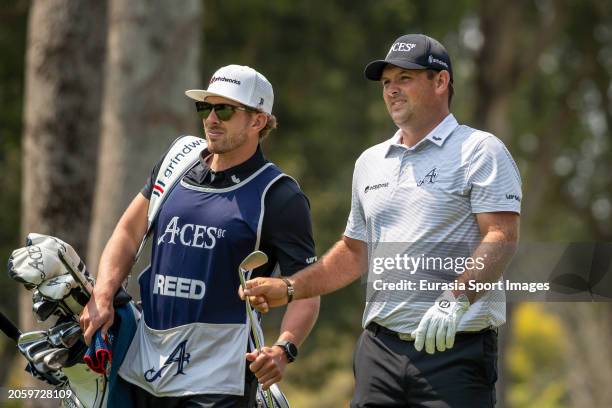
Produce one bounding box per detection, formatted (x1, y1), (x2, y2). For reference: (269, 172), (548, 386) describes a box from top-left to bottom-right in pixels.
(205, 124), (249, 154)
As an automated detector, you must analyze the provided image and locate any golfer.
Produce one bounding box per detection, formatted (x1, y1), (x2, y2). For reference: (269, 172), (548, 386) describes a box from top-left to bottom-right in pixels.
(80, 65), (320, 407)
(243, 34), (521, 407)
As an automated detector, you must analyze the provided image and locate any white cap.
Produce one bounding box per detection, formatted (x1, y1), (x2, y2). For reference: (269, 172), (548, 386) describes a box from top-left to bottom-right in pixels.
(185, 65), (274, 114)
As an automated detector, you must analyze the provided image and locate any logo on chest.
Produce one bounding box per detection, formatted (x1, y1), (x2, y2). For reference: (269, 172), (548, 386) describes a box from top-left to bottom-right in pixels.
(364, 182), (389, 194)
(157, 216), (226, 249)
(417, 167), (438, 186)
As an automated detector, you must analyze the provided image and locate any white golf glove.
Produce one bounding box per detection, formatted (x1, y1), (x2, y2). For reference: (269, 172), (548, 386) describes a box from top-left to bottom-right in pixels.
(412, 290), (470, 354)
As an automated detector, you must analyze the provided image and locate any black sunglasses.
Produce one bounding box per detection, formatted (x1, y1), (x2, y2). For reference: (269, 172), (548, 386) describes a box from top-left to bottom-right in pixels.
(195, 101), (256, 121)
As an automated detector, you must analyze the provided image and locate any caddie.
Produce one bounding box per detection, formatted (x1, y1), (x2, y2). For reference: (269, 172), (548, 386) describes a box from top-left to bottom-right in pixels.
(80, 64), (320, 407)
(242, 34), (522, 407)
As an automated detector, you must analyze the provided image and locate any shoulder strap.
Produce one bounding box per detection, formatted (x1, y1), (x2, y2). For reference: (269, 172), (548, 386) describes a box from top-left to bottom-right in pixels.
(134, 135), (207, 261)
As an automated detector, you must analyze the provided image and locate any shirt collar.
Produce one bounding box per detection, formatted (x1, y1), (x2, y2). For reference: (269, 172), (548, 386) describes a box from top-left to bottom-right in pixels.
(199, 145), (267, 185)
(385, 113), (458, 156)
(425, 113), (458, 146)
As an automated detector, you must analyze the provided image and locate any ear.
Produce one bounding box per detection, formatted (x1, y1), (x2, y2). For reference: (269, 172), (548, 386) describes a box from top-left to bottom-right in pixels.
(251, 112), (268, 132)
(435, 71), (451, 94)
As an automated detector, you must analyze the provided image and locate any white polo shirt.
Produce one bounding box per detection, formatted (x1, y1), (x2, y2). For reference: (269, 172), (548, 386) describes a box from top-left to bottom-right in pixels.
(344, 114), (522, 333)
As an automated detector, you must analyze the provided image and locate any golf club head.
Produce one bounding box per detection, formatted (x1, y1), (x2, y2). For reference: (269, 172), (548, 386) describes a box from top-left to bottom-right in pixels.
(18, 330), (48, 347)
(43, 348), (70, 371)
(256, 383), (290, 408)
(59, 325), (82, 348)
(31, 348), (58, 365)
(22, 338), (52, 362)
(48, 321), (79, 347)
(239, 251), (269, 272)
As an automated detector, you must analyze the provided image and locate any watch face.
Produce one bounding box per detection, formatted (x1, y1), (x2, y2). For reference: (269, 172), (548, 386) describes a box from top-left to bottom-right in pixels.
(287, 342), (298, 358)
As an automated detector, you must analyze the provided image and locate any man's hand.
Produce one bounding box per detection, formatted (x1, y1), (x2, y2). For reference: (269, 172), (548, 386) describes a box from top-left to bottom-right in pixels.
(412, 290), (470, 354)
(246, 346), (288, 390)
(239, 277), (290, 313)
(79, 294), (114, 346)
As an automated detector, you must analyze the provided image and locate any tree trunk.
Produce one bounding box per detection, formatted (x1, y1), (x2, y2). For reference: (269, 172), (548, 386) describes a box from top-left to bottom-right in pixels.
(87, 0), (202, 279)
(20, 0), (107, 402)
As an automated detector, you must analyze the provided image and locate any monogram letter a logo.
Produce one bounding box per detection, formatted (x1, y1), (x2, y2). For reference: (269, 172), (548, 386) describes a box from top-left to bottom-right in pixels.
(417, 168), (438, 186)
(144, 340), (191, 382)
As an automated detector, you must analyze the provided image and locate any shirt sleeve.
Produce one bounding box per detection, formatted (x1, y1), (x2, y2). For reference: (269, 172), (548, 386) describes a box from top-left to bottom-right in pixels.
(467, 135), (522, 214)
(344, 158), (367, 241)
(259, 177), (317, 277)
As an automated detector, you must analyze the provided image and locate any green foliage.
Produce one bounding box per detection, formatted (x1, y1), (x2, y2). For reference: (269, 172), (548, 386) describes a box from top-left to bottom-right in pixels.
(508, 303), (569, 408)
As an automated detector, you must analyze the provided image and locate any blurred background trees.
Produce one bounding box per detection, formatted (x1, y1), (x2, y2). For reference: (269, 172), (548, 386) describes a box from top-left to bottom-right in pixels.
(1, 0), (611, 406)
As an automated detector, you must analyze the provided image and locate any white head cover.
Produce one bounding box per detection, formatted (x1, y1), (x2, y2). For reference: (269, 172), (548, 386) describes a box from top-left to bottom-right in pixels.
(185, 65), (274, 114)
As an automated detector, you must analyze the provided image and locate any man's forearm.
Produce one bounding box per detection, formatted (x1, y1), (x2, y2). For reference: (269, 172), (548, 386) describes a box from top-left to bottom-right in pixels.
(93, 227), (141, 302)
(453, 232), (518, 303)
(291, 237), (366, 300)
(277, 297), (320, 346)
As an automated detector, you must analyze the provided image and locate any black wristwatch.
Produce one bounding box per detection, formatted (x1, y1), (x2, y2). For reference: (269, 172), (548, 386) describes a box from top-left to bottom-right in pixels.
(274, 340), (298, 363)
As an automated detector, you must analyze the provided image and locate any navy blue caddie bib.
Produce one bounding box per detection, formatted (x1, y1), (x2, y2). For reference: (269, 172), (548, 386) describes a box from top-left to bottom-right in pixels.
(139, 163), (286, 330)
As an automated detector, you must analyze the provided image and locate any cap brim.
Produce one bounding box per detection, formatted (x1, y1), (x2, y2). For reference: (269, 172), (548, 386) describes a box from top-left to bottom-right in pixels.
(364, 59), (428, 81)
(184, 89), (251, 108)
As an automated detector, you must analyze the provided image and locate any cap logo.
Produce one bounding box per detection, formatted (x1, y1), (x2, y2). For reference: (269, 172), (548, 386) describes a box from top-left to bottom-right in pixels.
(210, 76), (241, 85)
(388, 42), (416, 54)
(428, 55), (449, 69)
(258, 97), (264, 107)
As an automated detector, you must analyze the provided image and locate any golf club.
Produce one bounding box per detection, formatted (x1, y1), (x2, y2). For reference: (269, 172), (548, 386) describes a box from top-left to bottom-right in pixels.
(0, 310), (21, 342)
(44, 348), (70, 371)
(32, 348), (59, 366)
(22, 338), (53, 363)
(238, 250), (275, 407)
(48, 321), (79, 347)
(238, 250), (269, 350)
(18, 330), (48, 346)
(33, 299), (59, 322)
(59, 324), (82, 348)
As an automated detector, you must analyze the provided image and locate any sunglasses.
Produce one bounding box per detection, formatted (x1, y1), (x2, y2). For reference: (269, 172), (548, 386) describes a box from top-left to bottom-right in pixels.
(195, 101), (256, 121)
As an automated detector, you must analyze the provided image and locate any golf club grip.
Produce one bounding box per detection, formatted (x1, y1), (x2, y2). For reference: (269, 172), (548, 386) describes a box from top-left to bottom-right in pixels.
(0, 310), (21, 342)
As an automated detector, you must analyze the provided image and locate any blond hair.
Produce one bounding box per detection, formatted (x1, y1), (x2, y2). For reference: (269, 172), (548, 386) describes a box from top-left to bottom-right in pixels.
(259, 114), (278, 140)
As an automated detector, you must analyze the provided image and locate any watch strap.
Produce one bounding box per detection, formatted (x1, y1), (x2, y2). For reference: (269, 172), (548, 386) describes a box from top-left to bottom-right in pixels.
(274, 340), (297, 363)
(281, 277), (294, 303)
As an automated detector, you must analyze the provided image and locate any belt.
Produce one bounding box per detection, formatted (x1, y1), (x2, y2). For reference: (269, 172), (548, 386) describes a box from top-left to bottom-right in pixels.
(366, 322), (498, 342)
(366, 322), (415, 341)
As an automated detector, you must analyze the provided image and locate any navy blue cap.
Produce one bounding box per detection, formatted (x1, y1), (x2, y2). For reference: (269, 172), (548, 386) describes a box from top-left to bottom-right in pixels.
(365, 34), (453, 82)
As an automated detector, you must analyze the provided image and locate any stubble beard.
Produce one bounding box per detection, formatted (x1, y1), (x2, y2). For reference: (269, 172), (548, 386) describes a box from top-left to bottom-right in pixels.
(206, 124), (249, 154)
(388, 102), (415, 128)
